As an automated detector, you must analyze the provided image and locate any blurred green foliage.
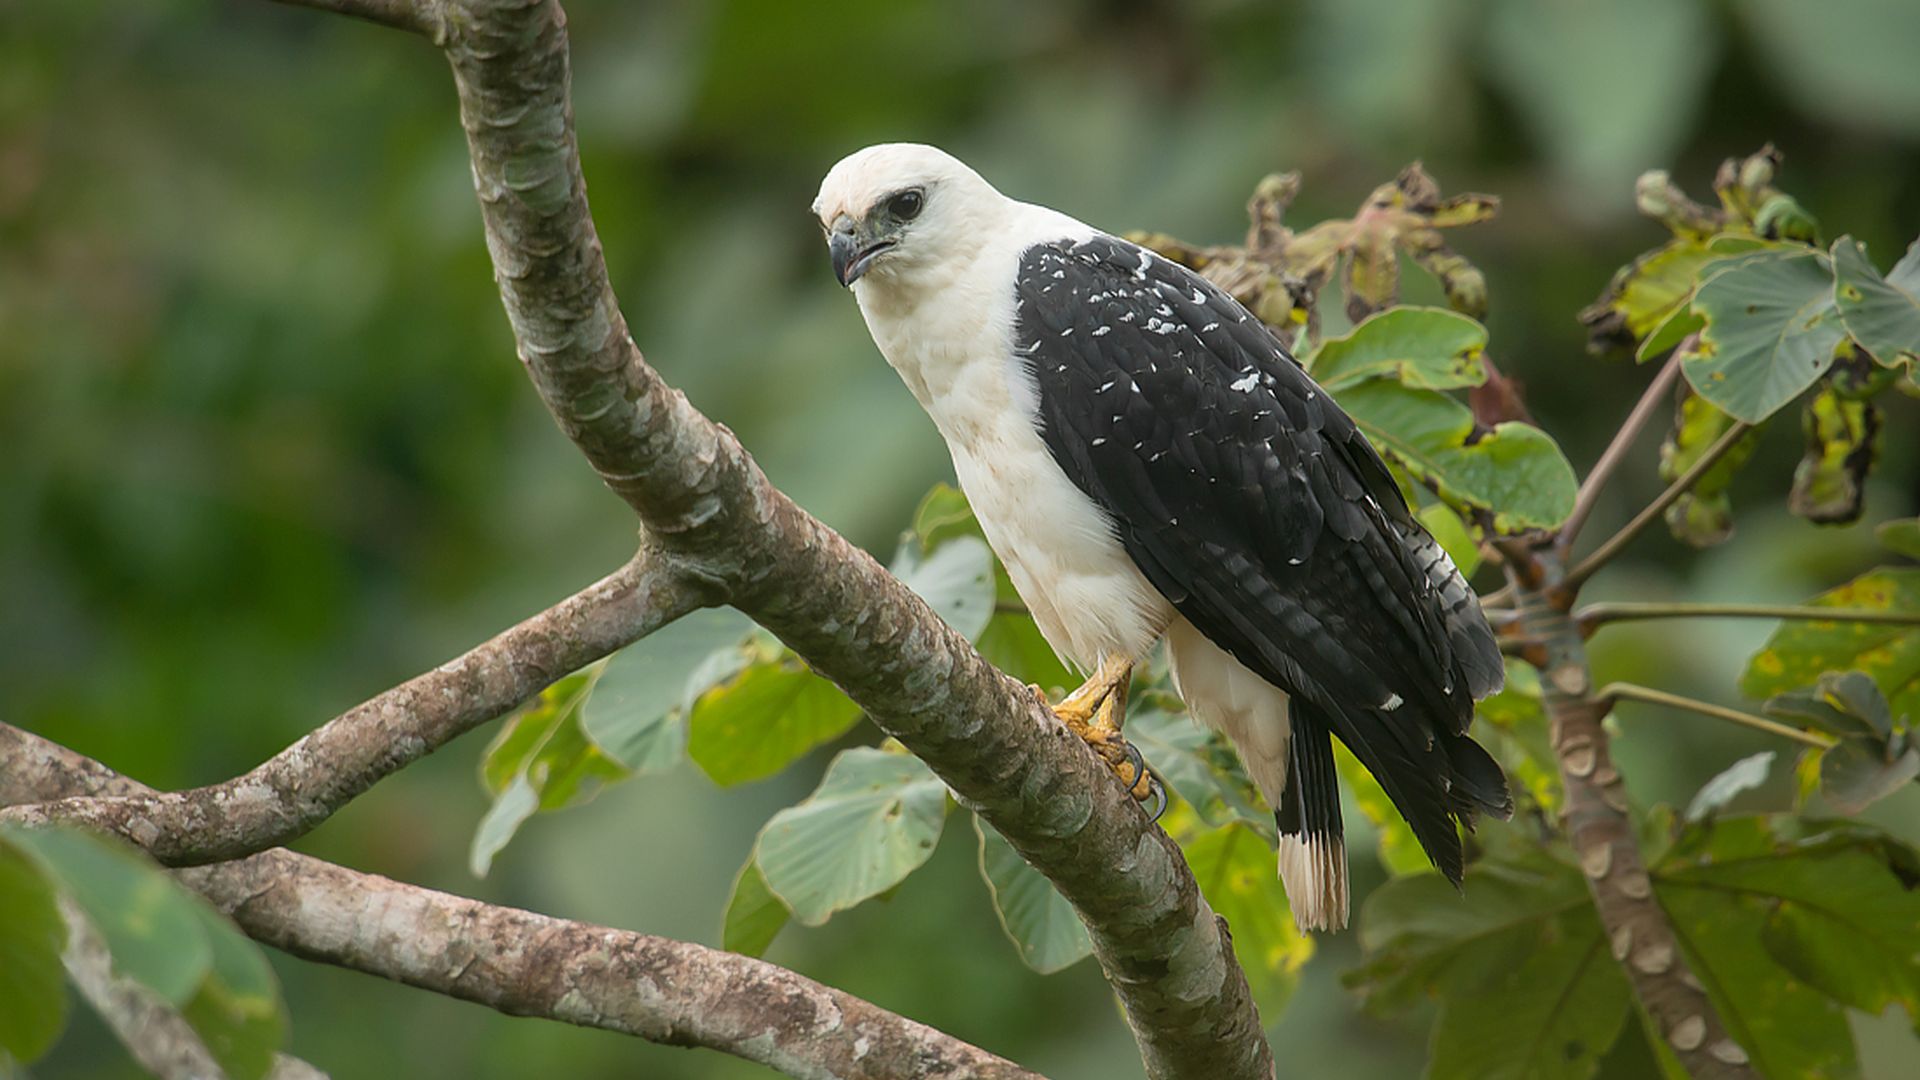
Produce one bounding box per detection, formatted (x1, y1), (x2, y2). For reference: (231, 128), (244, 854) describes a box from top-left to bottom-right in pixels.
(6, 0), (1920, 1077)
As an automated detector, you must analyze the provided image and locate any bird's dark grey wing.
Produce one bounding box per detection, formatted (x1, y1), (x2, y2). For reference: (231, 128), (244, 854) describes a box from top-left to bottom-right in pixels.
(1012, 235), (1508, 881)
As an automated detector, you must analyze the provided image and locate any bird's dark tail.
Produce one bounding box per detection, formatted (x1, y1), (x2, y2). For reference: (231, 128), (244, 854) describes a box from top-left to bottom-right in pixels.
(1275, 713), (1347, 932)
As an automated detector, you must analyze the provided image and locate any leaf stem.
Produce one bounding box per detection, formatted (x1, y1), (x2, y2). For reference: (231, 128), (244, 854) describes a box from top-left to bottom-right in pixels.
(1579, 602), (1920, 634)
(1596, 682), (1831, 749)
(1558, 349), (1686, 552)
(1563, 420), (1752, 589)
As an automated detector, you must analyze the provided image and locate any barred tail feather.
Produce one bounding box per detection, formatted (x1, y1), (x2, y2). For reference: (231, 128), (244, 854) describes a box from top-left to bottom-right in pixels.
(1276, 718), (1347, 932)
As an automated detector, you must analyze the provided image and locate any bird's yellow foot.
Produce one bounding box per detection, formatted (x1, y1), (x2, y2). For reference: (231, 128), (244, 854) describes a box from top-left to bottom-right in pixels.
(1041, 659), (1165, 820)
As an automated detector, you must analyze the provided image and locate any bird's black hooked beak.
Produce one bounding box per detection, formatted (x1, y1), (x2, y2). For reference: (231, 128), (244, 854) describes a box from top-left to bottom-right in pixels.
(828, 213), (895, 287)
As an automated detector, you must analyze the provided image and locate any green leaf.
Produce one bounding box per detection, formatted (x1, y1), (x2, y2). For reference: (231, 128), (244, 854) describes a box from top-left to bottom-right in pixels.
(973, 817), (1092, 975)
(1416, 501), (1483, 579)
(1832, 237), (1920, 370)
(1655, 816), (1920, 1075)
(1307, 306), (1488, 391)
(754, 747), (949, 926)
(0, 839), (67, 1064)
(1789, 386), (1880, 526)
(468, 773), (539, 878)
(976, 610), (1074, 693)
(1767, 672), (1917, 814)
(1741, 567), (1920, 725)
(583, 608), (755, 773)
(1878, 517), (1920, 559)
(1128, 697), (1269, 829)
(10, 827), (210, 1005)
(1602, 240), (1722, 346)
(1351, 844), (1629, 1080)
(1181, 821), (1312, 1023)
(480, 671), (626, 807)
(687, 659), (864, 786)
(908, 482), (983, 551)
(890, 534), (994, 642)
(1680, 250), (1846, 423)
(1658, 391), (1760, 547)
(1765, 669), (1895, 741)
(179, 904), (285, 1080)
(472, 668), (631, 874)
(1684, 751), (1775, 822)
(721, 858), (789, 958)
(1335, 379), (1577, 532)
(7, 828), (288, 1079)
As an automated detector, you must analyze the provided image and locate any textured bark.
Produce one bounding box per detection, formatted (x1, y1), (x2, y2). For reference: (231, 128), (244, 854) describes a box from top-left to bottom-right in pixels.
(2, 726), (1038, 1080)
(436, 2), (1275, 1076)
(0, 552), (702, 863)
(1509, 561), (1755, 1078)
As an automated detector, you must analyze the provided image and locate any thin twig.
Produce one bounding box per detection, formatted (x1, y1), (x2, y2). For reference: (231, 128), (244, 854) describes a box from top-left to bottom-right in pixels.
(1564, 420), (1753, 589)
(1597, 683), (1831, 749)
(1580, 602), (1920, 634)
(1558, 349), (1686, 551)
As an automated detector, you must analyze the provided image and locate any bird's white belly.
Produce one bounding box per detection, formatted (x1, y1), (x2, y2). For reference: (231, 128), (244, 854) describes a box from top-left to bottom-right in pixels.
(945, 411), (1173, 674)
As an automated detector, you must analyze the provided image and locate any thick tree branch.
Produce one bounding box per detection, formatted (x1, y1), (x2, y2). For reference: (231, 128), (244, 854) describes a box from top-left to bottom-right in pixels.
(1507, 560), (1755, 1078)
(1, 551), (704, 863)
(1564, 419), (1752, 589)
(1, 726), (1039, 1080)
(424, 3), (1271, 1075)
(1557, 349), (1686, 552)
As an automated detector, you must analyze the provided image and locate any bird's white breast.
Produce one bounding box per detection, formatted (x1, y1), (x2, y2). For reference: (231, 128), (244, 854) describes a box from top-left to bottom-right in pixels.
(854, 208), (1172, 671)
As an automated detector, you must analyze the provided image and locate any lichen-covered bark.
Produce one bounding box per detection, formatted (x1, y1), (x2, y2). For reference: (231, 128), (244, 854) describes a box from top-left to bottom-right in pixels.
(1, 552), (702, 864)
(2, 726), (1037, 1080)
(1510, 560), (1754, 1079)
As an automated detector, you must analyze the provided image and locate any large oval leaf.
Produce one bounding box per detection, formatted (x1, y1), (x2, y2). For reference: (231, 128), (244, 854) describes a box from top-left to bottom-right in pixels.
(583, 608), (755, 773)
(721, 858), (789, 959)
(974, 817), (1091, 975)
(1680, 250), (1845, 423)
(1740, 567), (1920, 724)
(10, 826), (211, 1005)
(1350, 842), (1627, 1079)
(1307, 306), (1488, 391)
(1832, 236), (1920, 370)
(754, 748), (949, 926)
(687, 660), (864, 787)
(1335, 379), (1577, 531)
(890, 534), (995, 642)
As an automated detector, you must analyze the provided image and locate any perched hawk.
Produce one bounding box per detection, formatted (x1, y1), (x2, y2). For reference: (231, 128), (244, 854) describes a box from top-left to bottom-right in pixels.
(814, 144), (1510, 931)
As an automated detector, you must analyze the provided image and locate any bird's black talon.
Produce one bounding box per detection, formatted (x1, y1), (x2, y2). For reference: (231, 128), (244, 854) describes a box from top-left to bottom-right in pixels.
(1143, 771), (1168, 823)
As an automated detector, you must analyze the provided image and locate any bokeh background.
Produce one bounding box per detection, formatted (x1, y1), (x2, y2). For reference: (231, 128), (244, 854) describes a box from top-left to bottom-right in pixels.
(5, 0), (1919, 1076)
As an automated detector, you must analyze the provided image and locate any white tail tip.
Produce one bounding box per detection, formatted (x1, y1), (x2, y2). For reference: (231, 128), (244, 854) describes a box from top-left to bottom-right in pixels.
(1277, 833), (1349, 933)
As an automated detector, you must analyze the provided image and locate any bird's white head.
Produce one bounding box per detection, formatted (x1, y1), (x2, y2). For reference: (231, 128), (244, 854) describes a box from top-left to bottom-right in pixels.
(812, 143), (1007, 292)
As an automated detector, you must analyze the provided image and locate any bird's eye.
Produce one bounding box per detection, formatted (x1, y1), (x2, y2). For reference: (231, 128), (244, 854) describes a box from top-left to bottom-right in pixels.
(887, 189), (924, 221)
